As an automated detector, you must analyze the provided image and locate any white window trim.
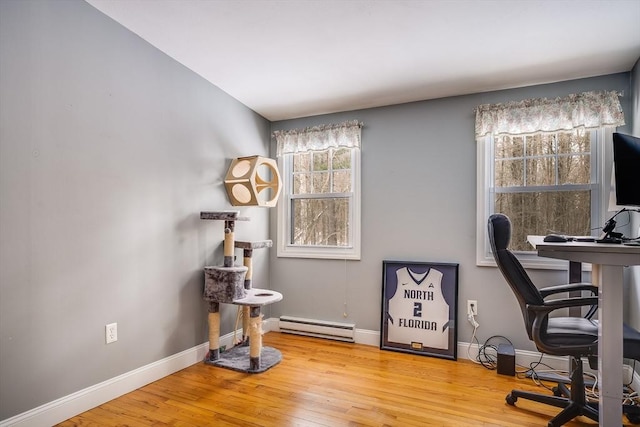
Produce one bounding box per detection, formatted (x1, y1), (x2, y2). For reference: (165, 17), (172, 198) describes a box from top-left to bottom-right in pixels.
(476, 128), (612, 270)
(276, 149), (361, 260)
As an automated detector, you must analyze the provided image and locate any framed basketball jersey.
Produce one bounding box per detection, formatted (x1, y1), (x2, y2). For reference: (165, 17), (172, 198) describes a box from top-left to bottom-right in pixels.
(381, 260), (459, 360)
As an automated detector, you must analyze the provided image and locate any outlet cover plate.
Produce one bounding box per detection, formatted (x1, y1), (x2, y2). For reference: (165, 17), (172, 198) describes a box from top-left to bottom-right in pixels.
(106, 323), (117, 344)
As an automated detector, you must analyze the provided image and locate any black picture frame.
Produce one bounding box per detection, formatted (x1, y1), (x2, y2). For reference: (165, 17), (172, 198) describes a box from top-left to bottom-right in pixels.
(381, 260), (459, 360)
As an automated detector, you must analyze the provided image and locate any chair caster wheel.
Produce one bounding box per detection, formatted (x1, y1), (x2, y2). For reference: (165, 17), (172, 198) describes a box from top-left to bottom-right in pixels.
(627, 414), (640, 424)
(506, 394), (517, 405)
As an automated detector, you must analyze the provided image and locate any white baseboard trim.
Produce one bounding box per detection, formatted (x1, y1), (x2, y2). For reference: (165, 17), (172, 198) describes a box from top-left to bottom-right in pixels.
(269, 320), (567, 368)
(459, 340), (569, 371)
(269, 321), (569, 372)
(4, 321), (636, 426)
(0, 330), (241, 427)
(355, 328), (382, 346)
(265, 318), (379, 346)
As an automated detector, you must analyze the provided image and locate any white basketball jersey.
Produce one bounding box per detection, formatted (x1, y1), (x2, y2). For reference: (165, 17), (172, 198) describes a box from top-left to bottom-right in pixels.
(387, 267), (450, 350)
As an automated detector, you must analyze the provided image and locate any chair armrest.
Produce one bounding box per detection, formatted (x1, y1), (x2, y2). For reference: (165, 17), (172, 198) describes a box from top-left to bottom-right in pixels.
(528, 297), (599, 356)
(539, 283), (597, 298)
(538, 286), (598, 320)
(528, 296), (599, 314)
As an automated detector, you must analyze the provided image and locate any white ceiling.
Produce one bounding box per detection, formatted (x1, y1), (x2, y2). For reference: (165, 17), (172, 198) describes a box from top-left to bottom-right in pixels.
(86, 0), (640, 121)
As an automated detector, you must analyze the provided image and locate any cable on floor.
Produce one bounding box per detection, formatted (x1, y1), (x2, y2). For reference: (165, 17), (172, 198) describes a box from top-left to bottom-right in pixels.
(468, 334), (640, 406)
(469, 335), (514, 370)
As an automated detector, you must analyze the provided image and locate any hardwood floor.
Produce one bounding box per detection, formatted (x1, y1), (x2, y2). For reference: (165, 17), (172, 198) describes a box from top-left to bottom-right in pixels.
(59, 332), (630, 426)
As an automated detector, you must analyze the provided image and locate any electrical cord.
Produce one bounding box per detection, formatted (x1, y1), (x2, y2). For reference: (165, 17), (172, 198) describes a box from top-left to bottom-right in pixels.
(516, 356), (640, 405)
(232, 306), (244, 346)
(466, 314), (640, 406)
(468, 333), (514, 370)
(467, 322), (481, 365)
(466, 312), (482, 364)
(598, 208), (640, 241)
(469, 331), (640, 407)
(478, 335), (514, 370)
(516, 352), (544, 377)
(584, 359), (638, 402)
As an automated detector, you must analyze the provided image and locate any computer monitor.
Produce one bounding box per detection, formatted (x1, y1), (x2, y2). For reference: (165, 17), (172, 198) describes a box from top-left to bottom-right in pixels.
(612, 133), (640, 207)
(597, 133), (640, 243)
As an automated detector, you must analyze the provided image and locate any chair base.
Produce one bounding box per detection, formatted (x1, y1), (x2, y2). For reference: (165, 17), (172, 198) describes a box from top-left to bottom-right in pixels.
(625, 404), (640, 424)
(507, 357), (640, 426)
(506, 357), (598, 427)
(507, 389), (640, 425)
(506, 389), (598, 427)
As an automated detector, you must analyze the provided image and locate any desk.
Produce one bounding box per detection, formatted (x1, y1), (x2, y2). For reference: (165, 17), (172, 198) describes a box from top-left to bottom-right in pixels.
(528, 236), (640, 427)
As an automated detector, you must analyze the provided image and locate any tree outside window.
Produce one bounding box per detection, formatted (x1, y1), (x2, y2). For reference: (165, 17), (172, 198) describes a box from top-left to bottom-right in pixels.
(290, 148), (352, 247)
(493, 131), (594, 251)
(274, 120), (362, 260)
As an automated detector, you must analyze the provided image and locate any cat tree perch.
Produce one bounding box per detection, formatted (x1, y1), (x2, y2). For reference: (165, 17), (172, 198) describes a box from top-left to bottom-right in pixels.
(200, 156), (283, 373)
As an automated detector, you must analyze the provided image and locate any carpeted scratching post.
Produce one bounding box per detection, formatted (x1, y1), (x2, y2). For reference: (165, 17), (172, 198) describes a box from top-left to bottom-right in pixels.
(235, 240), (273, 345)
(200, 211), (282, 373)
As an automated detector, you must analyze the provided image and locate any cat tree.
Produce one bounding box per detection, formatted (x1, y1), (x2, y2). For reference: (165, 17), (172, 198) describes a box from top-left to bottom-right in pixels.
(200, 155), (282, 373)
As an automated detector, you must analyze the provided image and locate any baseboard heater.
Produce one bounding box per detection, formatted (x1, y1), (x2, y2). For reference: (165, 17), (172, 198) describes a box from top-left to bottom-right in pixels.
(279, 316), (356, 342)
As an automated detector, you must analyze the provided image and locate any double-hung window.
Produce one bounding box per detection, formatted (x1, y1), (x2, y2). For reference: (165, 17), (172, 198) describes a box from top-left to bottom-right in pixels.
(274, 121), (362, 260)
(475, 91), (625, 268)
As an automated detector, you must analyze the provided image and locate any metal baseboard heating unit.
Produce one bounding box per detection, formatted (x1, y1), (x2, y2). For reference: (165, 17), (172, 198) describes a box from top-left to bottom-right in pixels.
(279, 316), (356, 342)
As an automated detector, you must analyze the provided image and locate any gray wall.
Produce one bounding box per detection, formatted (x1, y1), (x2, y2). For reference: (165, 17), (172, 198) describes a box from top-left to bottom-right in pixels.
(0, 0), (271, 420)
(270, 73), (633, 352)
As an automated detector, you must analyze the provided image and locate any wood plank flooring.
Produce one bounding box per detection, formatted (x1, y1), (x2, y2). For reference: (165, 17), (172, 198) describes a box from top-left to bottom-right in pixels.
(58, 332), (631, 426)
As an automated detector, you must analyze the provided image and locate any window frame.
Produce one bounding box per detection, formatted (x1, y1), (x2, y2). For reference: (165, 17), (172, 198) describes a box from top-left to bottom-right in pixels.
(276, 147), (361, 260)
(476, 128), (612, 269)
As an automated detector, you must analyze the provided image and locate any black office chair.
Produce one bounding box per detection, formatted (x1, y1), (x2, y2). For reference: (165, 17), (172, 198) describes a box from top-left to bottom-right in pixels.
(488, 213), (640, 426)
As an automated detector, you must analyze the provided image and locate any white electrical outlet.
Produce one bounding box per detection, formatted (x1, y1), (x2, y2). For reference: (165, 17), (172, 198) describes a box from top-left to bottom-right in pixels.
(106, 323), (117, 344)
(467, 300), (478, 316)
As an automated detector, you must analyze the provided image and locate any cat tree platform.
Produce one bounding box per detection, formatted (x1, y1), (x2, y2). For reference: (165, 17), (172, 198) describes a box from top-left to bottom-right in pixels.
(207, 288), (283, 373)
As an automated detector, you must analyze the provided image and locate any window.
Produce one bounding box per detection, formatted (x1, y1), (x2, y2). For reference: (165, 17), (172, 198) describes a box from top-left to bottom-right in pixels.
(494, 131), (597, 251)
(474, 90), (625, 268)
(477, 130), (605, 267)
(274, 121), (361, 259)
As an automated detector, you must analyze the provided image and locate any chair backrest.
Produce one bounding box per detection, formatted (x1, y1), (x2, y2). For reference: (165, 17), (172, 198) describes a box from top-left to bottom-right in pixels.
(488, 214), (545, 340)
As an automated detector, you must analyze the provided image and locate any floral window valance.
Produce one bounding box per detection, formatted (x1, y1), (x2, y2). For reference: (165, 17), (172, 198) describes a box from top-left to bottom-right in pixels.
(474, 90), (625, 139)
(273, 120), (363, 156)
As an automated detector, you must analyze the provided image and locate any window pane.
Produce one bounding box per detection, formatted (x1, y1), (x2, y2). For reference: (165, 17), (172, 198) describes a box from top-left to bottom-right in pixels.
(526, 157), (556, 186)
(291, 198), (349, 246)
(558, 154), (590, 184)
(495, 136), (524, 158)
(557, 132), (590, 154)
(293, 173), (311, 194)
(313, 151), (329, 171)
(495, 190), (591, 251)
(525, 134), (556, 156)
(293, 153), (310, 173)
(495, 159), (524, 187)
(312, 171), (330, 193)
(333, 170), (351, 193)
(332, 148), (351, 169)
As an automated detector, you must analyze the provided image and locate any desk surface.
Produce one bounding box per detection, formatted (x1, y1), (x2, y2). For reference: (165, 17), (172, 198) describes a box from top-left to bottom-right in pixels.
(527, 236), (640, 265)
